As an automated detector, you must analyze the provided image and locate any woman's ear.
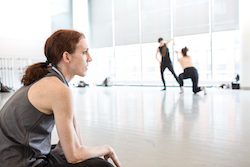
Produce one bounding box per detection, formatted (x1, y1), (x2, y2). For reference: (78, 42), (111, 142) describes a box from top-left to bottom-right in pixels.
(62, 51), (71, 64)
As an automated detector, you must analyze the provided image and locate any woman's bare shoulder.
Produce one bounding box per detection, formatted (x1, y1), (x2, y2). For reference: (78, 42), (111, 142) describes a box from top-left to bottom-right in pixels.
(31, 77), (68, 94)
(28, 76), (71, 114)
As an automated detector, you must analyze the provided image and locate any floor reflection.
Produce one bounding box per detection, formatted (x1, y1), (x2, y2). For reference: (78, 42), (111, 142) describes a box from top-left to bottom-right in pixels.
(1, 86), (250, 167)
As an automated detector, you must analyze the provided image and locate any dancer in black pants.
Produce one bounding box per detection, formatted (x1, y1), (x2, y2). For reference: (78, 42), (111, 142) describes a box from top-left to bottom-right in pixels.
(155, 38), (180, 91)
(175, 47), (206, 94)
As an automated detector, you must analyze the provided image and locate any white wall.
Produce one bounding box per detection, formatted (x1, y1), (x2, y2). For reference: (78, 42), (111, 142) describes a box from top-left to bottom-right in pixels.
(239, 0), (250, 89)
(0, 0), (90, 88)
(0, 0), (51, 88)
(0, 0), (51, 58)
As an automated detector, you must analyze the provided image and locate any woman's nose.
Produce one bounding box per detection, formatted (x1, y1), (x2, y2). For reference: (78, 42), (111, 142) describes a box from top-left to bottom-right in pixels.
(88, 54), (92, 62)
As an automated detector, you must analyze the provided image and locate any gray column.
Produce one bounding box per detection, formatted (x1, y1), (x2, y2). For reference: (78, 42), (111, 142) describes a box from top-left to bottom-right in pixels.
(239, 0), (250, 90)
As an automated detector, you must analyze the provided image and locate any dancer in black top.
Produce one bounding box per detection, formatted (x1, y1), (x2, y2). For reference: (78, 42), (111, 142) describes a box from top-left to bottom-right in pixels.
(155, 38), (179, 90)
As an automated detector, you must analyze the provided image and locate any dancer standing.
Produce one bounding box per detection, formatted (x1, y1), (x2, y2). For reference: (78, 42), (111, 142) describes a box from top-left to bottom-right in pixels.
(175, 47), (206, 94)
(155, 38), (179, 91)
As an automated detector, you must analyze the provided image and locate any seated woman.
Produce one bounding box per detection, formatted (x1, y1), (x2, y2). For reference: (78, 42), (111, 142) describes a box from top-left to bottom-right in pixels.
(175, 47), (206, 94)
(0, 29), (122, 167)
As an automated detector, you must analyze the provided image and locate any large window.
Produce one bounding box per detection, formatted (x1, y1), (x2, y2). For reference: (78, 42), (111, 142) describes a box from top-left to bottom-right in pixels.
(88, 0), (239, 86)
(114, 0), (140, 46)
(212, 30), (240, 81)
(141, 0), (171, 43)
(89, 0), (113, 48)
(174, 0), (209, 36)
(211, 0), (239, 82)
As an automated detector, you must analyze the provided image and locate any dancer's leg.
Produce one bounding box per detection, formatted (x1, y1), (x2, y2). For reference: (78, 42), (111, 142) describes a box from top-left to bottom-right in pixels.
(191, 68), (201, 93)
(178, 73), (184, 87)
(167, 63), (180, 85)
(160, 65), (167, 90)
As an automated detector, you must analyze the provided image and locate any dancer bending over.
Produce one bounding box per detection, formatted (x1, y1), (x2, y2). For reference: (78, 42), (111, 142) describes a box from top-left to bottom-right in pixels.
(0, 29), (122, 167)
(175, 47), (206, 94)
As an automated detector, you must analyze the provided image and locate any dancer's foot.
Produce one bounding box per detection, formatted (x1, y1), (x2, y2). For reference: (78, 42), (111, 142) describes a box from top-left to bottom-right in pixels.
(161, 87), (166, 91)
(201, 86), (207, 95)
(179, 86), (184, 94)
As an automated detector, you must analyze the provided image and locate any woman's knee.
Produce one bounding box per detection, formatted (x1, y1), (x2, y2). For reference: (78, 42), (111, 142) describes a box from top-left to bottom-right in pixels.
(81, 158), (114, 167)
(179, 72), (184, 78)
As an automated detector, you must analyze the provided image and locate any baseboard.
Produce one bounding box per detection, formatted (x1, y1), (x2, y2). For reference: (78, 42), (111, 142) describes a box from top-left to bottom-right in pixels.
(240, 87), (250, 90)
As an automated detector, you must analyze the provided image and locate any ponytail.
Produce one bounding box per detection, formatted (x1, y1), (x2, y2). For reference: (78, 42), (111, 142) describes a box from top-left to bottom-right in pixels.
(181, 47), (189, 56)
(21, 62), (49, 86)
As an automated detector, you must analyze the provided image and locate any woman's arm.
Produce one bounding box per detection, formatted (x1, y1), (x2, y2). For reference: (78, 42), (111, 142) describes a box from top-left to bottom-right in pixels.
(165, 38), (175, 47)
(50, 81), (122, 166)
(155, 48), (161, 65)
(73, 114), (83, 145)
(175, 50), (181, 62)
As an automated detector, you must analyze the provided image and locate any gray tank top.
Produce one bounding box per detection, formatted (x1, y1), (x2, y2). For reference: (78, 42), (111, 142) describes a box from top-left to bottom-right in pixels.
(0, 67), (66, 167)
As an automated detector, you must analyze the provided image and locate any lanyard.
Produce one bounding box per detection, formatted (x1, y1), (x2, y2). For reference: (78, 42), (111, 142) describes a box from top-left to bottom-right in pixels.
(51, 65), (69, 87)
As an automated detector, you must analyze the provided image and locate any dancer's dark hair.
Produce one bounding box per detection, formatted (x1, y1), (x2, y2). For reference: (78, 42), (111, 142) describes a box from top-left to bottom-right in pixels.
(181, 47), (189, 56)
(158, 37), (163, 43)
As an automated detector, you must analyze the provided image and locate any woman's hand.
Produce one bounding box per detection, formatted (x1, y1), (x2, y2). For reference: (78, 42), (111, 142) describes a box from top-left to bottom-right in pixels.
(104, 145), (122, 167)
(159, 61), (162, 66)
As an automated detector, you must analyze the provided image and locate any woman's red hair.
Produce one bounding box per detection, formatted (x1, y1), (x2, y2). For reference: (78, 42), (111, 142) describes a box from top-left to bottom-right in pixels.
(21, 29), (84, 85)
